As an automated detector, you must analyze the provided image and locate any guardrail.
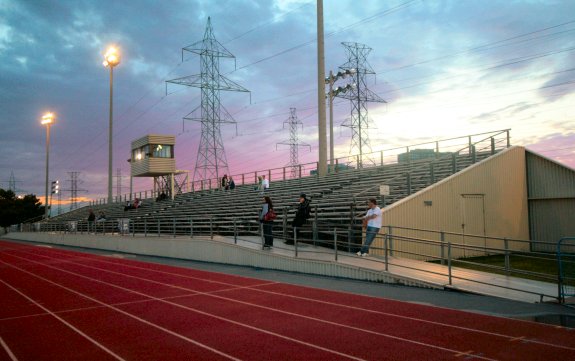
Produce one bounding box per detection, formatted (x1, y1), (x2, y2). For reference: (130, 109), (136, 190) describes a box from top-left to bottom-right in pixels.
(16, 215), (565, 303)
(89, 129), (511, 206)
(557, 237), (575, 306)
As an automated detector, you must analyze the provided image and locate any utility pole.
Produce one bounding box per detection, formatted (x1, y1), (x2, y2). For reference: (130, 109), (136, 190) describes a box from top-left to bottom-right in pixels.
(316, 0), (327, 177)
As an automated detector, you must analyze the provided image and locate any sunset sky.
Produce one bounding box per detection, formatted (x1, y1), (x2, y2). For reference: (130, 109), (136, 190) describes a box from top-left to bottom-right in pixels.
(1, 0), (574, 208)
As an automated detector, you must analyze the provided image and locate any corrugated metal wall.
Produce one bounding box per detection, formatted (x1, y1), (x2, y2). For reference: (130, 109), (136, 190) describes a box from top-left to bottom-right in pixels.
(376, 146), (531, 260)
(526, 151), (575, 252)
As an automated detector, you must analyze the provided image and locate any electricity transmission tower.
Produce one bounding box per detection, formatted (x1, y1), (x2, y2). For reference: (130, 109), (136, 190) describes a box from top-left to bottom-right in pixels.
(167, 17), (250, 184)
(66, 171), (87, 211)
(338, 42), (386, 167)
(5, 171), (23, 193)
(276, 108), (310, 178)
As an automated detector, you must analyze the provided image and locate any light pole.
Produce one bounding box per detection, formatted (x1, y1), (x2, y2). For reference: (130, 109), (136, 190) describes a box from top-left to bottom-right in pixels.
(103, 46), (120, 204)
(316, 0), (327, 177)
(325, 69), (355, 168)
(41, 112), (55, 219)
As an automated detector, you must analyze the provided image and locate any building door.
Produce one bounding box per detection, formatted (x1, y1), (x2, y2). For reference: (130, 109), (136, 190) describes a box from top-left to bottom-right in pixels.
(461, 194), (486, 257)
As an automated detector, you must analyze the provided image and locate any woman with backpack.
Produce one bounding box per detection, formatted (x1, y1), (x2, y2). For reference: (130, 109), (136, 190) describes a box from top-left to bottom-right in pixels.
(260, 196), (275, 248)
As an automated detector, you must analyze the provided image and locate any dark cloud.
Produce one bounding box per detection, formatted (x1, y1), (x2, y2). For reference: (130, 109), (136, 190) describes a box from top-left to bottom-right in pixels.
(1, 0), (574, 201)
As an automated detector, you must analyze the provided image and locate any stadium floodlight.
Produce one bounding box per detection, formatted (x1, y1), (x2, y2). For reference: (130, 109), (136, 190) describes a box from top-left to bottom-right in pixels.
(42, 112), (55, 218)
(325, 69), (356, 166)
(103, 46), (121, 204)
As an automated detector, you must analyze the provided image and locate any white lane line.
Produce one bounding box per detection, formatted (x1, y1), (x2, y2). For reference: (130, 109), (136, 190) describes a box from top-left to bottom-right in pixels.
(0, 279), (125, 361)
(3, 252), (494, 361)
(0, 256), (359, 361)
(31, 247), (575, 352)
(0, 336), (19, 361)
(0, 293), (201, 322)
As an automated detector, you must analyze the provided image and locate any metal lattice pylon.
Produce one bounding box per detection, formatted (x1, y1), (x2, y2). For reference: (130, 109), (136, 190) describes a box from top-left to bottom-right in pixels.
(276, 108), (310, 178)
(337, 42), (386, 167)
(167, 17), (250, 183)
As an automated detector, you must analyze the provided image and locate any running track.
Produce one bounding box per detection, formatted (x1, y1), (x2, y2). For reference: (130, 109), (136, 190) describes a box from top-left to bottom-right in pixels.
(1, 239), (574, 360)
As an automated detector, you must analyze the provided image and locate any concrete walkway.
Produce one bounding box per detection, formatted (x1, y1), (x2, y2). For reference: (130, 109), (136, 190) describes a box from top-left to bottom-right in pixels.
(217, 235), (559, 303)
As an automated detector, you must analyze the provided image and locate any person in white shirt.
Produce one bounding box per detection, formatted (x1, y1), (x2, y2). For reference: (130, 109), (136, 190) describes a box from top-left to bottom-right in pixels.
(262, 175), (270, 191)
(357, 198), (382, 257)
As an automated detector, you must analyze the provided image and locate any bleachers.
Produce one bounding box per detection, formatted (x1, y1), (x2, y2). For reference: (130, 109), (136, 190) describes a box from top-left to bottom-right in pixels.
(45, 148), (498, 244)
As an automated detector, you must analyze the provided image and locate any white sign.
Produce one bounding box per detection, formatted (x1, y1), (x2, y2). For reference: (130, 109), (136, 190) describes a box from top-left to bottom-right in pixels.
(379, 184), (390, 196)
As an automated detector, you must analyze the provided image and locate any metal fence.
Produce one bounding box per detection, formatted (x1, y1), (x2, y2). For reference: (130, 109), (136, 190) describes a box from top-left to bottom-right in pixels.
(14, 216), (569, 303)
(558, 237), (575, 306)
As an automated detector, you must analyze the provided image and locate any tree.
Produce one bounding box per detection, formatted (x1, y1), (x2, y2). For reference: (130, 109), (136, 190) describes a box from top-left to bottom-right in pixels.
(0, 188), (45, 232)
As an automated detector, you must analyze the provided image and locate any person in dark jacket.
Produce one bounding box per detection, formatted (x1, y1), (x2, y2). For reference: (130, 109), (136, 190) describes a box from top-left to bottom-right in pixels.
(286, 193), (311, 244)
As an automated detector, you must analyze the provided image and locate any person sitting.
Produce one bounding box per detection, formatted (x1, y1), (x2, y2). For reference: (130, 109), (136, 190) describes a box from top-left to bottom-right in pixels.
(133, 198), (141, 209)
(286, 193), (311, 245)
(124, 201), (132, 211)
(97, 211), (106, 222)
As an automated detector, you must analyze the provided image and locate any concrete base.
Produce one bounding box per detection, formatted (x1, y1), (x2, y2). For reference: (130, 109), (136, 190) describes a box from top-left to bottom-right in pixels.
(4, 232), (436, 290)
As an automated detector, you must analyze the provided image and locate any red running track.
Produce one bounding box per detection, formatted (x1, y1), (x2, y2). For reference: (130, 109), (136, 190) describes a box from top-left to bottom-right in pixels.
(0, 239), (574, 360)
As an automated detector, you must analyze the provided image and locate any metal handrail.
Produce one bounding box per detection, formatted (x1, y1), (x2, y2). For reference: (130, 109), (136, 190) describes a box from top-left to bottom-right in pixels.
(24, 214), (564, 302)
(351, 129), (510, 204)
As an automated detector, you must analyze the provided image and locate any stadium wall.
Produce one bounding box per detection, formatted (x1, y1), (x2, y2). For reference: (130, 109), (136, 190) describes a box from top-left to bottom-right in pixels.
(373, 146), (531, 260)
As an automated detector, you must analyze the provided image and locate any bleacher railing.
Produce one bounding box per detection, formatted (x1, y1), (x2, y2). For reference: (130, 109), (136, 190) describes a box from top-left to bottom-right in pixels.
(88, 129), (511, 206)
(19, 212), (565, 303)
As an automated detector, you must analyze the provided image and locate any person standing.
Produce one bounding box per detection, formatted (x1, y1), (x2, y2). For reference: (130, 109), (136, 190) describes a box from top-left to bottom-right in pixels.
(357, 198), (382, 257)
(287, 193), (311, 245)
(261, 175), (269, 192)
(260, 196), (274, 248)
(87, 209), (96, 232)
(221, 174), (229, 190)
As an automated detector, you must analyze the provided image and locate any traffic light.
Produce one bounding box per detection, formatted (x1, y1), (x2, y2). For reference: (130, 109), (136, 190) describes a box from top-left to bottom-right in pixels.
(51, 180), (59, 194)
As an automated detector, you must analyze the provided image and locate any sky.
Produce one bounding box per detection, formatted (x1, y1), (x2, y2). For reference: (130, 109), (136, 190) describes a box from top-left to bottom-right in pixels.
(1, 0), (574, 209)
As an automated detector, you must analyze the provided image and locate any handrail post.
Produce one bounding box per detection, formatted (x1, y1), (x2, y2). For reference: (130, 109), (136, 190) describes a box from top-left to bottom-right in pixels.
(282, 208), (288, 240)
(490, 137), (495, 155)
(384, 234), (389, 271)
(380, 150), (383, 166)
(144, 218), (147, 237)
(233, 218), (237, 244)
(435, 141), (439, 158)
(504, 238), (510, 275)
(506, 129), (510, 147)
(312, 220), (318, 246)
(440, 231), (446, 265)
(471, 145), (476, 163)
(173, 217), (176, 238)
(468, 136), (472, 155)
(388, 225), (394, 256)
(448, 241), (453, 285)
(190, 217), (193, 238)
(430, 162), (435, 184)
(157, 219), (160, 237)
(210, 217), (213, 240)
(406, 172), (412, 195)
(451, 153), (457, 173)
(334, 228), (338, 261)
(294, 227), (298, 257)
